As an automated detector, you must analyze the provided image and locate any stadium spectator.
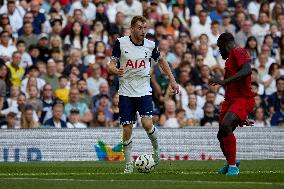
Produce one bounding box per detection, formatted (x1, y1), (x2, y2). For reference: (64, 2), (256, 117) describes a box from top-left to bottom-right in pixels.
(20, 104), (39, 128)
(267, 77), (284, 114)
(0, 0), (25, 34)
(236, 20), (253, 48)
(110, 92), (119, 127)
(89, 20), (108, 44)
(184, 94), (203, 125)
(219, 11), (235, 35)
(92, 82), (110, 108)
(16, 40), (33, 69)
(190, 11), (210, 40)
(49, 35), (64, 60)
(271, 98), (284, 126)
(208, 21), (221, 53)
(176, 108), (187, 127)
(0, 13), (10, 33)
(86, 63), (107, 96)
(255, 53), (269, 81)
(105, 0), (118, 24)
(37, 33), (51, 62)
(7, 51), (24, 87)
(247, 0), (261, 23)
(62, 9), (90, 37)
(18, 22), (38, 48)
(55, 75), (70, 104)
(95, 3), (110, 32)
(263, 34), (280, 62)
(69, 0), (96, 24)
(253, 107), (270, 127)
(0, 61), (11, 96)
(77, 79), (92, 109)
(49, 19), (63, 37)
(263, 43), (277, 65)
(116, 0), (142, 27)
(1, 111), (19, 129)
(161, 14), (175, 36)
(26, 85), (42, 118)
(159, 99), (179, 128)
(21, 65), (46, 94)
(0, 31), (16, 61)
(64, 87), (93, 124)
(108, 11), (125, 37)
(41, 58), (59, 92)
(18, 12), (37, 35)
(64, 21), (88, 51)
(245, 36), (258, 65)
(30, 0), (45, 34)
(250, 69), (264, 96)
(251, 12), (270, 46)
(67, 107), (87, 128)
(92, 94), (112, 125)
(91, 110), (108, 127)
(44, 100), (67, 128)
(40, 84), (55, 123)
(208, 0), (227, 24)
(200, 101), (218, 127)
(262, 63), (282, 96)
(271, 2), (284, 24)
(6, 86), (19, 109)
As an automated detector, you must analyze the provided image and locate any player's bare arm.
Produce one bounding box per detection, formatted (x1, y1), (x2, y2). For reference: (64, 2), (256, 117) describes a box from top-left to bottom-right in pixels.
(158, 57), (179, 95)
(108, 59), (124, 76)
(209, 62), (251, 86)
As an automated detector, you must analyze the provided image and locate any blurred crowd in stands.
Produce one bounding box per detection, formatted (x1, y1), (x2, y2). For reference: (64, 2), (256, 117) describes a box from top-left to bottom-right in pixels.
(0, 0), (283, 129)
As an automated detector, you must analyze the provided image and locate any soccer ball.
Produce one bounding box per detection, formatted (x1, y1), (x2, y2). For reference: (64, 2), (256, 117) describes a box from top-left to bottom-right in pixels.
(134, 154), (156, 173)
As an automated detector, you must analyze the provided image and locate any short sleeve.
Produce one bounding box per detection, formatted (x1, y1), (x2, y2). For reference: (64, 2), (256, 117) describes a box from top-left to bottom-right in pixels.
(151, 42), (160, 62)
(233, 48), (250, 67)
(111, 39), (121, 60)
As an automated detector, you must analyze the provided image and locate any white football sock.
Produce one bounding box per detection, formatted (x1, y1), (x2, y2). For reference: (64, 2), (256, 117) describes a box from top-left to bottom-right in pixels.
(122, 139), (133, 163)
(147, 126), (159, 151)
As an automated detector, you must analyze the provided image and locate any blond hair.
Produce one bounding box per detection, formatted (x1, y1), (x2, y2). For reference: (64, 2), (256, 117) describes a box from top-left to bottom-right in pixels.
(20, 105), (39, 129)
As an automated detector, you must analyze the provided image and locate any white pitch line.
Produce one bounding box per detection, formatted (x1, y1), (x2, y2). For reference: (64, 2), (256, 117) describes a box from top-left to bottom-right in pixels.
(0, 170), (282, 176)
(0, 177), (283, 186)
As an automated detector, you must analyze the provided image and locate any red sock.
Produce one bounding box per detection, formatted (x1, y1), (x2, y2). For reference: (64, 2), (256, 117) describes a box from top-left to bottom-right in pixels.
(223, 133), (236, 165)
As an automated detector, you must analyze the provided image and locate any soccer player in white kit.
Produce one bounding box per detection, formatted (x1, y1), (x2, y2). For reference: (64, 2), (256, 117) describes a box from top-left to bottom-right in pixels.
(108, 16), (179, 173)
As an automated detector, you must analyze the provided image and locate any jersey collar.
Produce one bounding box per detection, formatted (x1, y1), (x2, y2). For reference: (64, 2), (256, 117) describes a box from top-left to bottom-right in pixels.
(129, 36), (144, 46)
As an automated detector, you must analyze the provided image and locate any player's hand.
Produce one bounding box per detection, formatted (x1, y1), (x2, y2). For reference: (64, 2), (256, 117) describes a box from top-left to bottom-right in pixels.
(209, 75), (226, 86)
(169, 81), (179, 95)
(239, 119), (254, 127)
(243, 119), (254, 127)
(116, 67), (124, 77)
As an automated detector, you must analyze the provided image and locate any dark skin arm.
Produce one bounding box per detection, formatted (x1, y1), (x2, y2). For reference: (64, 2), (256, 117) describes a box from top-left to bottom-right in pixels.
(209, 62), (252, 86)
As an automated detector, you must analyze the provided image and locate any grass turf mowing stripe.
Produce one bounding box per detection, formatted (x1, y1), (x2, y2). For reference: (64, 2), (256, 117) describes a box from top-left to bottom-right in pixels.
(0, 177), (283, 186)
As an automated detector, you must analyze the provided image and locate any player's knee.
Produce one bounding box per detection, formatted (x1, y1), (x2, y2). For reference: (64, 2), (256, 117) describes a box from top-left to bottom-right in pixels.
(141, 117), (153, 132)
(123, 124), (132, 139)
(220, 122), (233, 136)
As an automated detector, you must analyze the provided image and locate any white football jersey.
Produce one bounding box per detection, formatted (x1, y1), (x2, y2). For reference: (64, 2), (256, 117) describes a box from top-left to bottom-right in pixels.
(111, 36), (160, 97)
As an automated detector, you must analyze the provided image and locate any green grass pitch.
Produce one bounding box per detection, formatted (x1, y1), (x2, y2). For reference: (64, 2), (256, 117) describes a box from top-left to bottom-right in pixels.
(0, 160), (283, 189)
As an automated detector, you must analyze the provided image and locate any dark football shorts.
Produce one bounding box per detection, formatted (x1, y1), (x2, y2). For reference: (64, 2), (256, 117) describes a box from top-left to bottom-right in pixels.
(119, 95), (153, 126)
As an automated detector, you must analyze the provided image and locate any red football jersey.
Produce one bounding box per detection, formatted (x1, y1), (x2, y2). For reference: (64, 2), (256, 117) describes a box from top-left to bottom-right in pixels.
(224, 47), (255, 99)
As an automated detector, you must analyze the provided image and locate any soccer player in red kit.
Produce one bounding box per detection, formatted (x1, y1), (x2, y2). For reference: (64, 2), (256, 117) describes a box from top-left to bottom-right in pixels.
(209, 33), (255, 176)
